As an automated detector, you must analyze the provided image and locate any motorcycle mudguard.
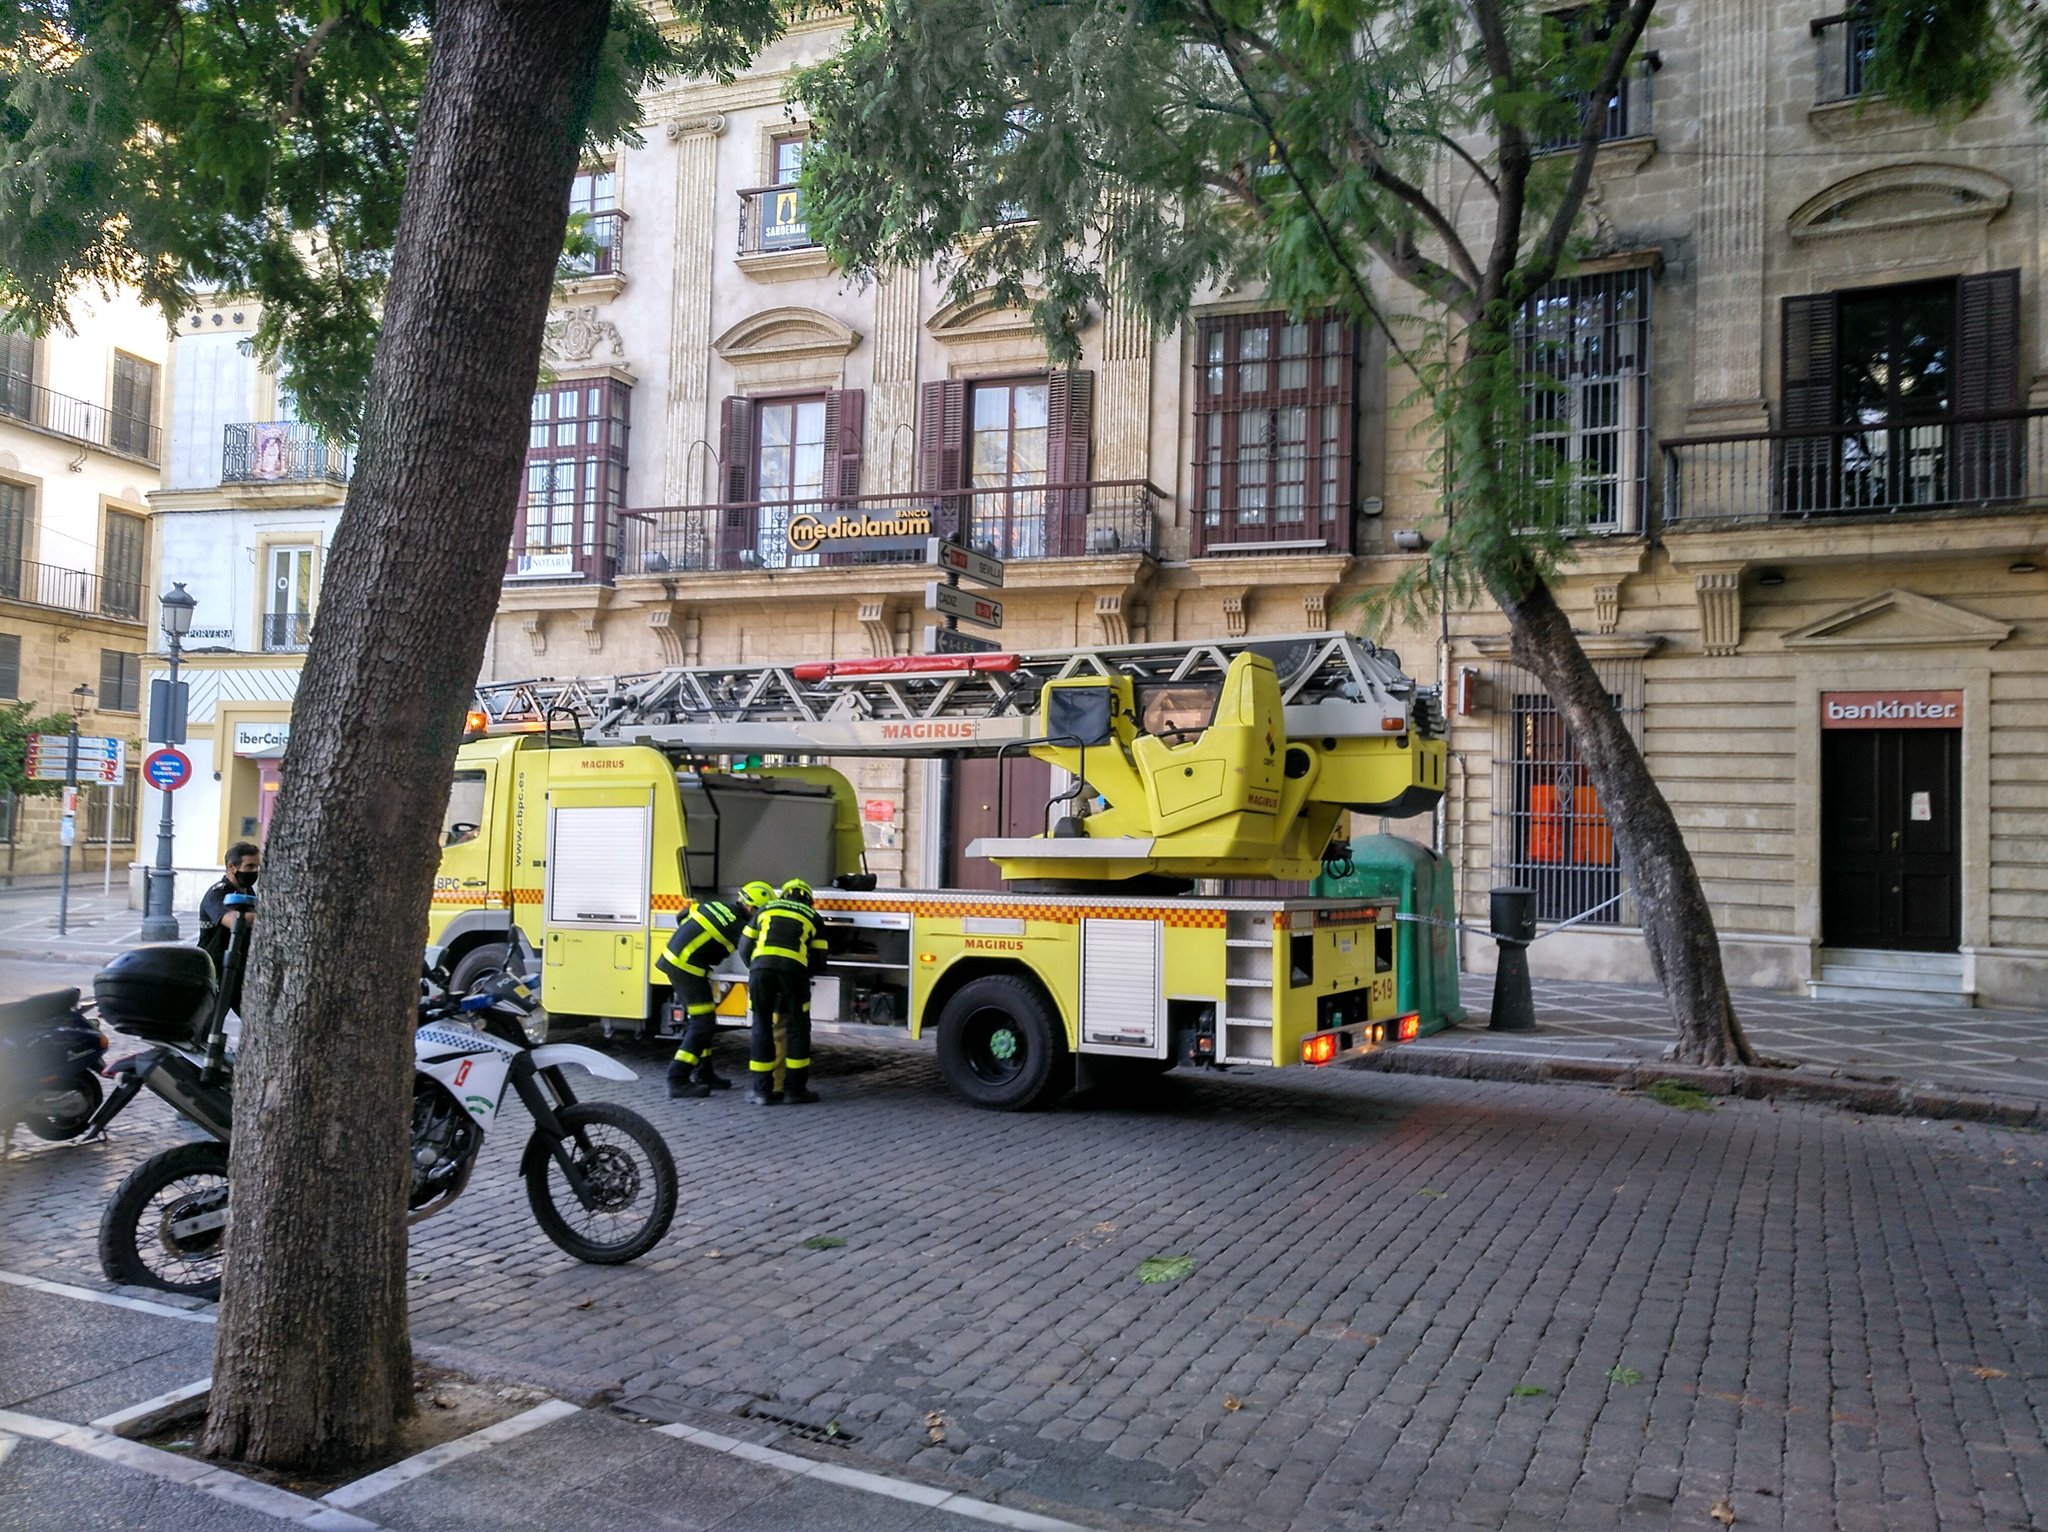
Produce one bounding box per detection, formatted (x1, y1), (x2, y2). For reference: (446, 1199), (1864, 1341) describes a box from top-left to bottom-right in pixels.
(529, 1042), (637, 1082)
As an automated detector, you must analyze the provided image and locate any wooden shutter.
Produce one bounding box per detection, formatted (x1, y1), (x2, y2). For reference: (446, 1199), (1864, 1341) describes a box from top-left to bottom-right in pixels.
(822, 388), (865, 503)
(101, 511), (144, 619)
(0, 633), (17, 700)
(1955, 269), (2022, 503)
(917, 379), (968, 539)
(1779, 293), (1840, 515)
(1044, 369), (1094, 554)
(716, 395), (756, 569)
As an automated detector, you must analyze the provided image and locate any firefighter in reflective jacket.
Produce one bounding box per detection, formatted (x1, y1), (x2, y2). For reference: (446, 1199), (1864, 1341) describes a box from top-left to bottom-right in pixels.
(659, 880), (774, 1099)
(739, 877), (829, 1106)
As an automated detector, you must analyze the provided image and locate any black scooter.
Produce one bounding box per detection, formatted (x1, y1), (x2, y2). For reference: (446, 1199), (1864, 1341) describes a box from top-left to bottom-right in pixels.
(0, 989), (110, 1151)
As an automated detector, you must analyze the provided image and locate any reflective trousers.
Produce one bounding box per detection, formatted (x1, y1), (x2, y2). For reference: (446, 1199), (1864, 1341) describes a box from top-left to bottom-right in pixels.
(668, 971), (719, 1065)
(748, 960), (811, 1072)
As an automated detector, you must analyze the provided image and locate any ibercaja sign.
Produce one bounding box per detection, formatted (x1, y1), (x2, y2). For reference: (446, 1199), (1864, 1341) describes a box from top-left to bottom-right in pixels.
(1820, 690), (1962, 729)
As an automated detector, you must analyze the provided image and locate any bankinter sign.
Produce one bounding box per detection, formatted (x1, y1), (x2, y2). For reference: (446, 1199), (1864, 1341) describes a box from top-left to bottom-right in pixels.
(1820, 690), (1963, 730)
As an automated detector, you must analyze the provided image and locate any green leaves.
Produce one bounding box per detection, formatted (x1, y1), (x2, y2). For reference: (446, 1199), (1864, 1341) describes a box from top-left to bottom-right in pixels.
(1644, 1080), (1715, 1112)
(0, 1), (680, 443)
(800, 1234), (847, 1250)
(0, 701), (81, 800)
(1136, 1254), (1195, 1284)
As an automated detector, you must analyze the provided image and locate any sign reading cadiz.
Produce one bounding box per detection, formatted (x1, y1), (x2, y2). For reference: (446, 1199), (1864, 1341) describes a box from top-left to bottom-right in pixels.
(1820, 690), (1963, 730)
(787, 508), (932, 555)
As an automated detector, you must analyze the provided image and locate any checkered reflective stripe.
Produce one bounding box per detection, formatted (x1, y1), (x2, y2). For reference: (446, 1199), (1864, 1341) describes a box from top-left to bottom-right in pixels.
(814, 896), (1226, 929)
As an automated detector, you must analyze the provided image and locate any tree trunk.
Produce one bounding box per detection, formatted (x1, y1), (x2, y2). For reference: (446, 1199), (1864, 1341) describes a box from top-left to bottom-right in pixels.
(202, 0), (613, 1472)
(1492, 573), (1757, 1067)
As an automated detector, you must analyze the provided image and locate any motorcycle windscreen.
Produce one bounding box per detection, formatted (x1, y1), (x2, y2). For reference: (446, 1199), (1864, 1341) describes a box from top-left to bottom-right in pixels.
(542, 786), (654, 1022)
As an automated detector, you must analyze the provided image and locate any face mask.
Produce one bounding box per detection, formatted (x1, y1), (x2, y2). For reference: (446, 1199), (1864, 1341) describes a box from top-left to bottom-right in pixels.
(234, 868), (259, 889)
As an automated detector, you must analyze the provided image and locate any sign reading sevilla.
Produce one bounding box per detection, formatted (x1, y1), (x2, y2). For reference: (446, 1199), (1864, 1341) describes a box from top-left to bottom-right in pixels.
(1820, 690), (1963, 729)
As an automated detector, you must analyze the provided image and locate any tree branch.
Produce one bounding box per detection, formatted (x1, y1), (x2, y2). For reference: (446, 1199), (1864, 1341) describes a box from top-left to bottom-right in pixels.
(1522, 0), (1657, 297)
(1470, 0), (1528, 301)
(1433, 130), (1498, 198)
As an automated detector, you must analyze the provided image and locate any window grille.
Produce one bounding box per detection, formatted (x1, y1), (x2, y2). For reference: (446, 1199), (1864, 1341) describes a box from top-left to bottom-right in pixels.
(1518, 268), (1652, 532)
(1490, 657), (1644, 926)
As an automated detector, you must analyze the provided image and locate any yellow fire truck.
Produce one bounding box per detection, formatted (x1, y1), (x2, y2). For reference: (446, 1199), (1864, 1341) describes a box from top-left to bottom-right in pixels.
(429, 634), (1446, 1109)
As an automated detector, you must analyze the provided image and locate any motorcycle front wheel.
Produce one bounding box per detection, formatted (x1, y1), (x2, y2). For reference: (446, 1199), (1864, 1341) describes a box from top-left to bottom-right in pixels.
(521, 1101), (677, 1264)
(99, 1140), (230, 1299)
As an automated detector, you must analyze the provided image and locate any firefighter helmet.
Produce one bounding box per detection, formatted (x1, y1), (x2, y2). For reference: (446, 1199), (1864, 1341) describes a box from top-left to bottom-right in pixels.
(739, 880), (776, 908)
(779, 877), (814, 904)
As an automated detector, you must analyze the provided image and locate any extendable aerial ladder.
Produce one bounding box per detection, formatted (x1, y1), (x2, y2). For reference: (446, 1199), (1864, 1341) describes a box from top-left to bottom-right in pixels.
(470, 632), (1444, 760)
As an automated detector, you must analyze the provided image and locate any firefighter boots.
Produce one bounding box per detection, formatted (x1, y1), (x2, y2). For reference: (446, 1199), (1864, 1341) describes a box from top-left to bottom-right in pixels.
(666, 1060), (709, 1100)
(747, 1074), (780, 1106)
(692, 1060), (732, 1091)
(783, 1067), (819, 1105)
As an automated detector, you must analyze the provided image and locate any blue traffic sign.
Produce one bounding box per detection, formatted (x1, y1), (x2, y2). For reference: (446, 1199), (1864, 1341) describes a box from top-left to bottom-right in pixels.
(143, 747), (192, 792)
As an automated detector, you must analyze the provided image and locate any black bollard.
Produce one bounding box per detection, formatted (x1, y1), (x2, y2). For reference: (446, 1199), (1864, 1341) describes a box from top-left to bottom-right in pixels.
(1488, 885), (1538, 1033)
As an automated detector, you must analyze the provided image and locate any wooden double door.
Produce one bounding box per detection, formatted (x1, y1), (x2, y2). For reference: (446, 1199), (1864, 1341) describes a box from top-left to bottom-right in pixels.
(1821, 728), (1961, 952)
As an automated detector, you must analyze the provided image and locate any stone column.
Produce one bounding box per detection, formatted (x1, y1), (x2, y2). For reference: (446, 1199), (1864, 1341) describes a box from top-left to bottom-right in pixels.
(662, 114), (726, 503)
(1688, 0), (1771, 431)
(871, 266), (921, 492)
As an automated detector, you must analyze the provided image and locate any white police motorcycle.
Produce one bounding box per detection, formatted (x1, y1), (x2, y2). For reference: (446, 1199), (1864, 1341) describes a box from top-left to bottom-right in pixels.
(93, 896), (678, 1297)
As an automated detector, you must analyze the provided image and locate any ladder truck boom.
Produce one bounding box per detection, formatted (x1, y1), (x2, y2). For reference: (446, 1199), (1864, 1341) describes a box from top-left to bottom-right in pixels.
(470, 633), (1446, 885)
(473, 633), (1443, 760)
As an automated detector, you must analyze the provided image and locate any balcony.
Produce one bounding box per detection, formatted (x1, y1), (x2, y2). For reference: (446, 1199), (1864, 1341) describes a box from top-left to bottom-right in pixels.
(223, 422), (354, 485)
(1812, 10), (1877, 105)
(0, 557), (144, 622)
(621, 481), (1161, 576)
(0, 374), (160, 464)
(1532, 55), (1659, 157)
(559, 208), (627, 281)
(261, 610), (312, 653)
(738, 184), (818, 256)
(1662, 408), (2046, 526)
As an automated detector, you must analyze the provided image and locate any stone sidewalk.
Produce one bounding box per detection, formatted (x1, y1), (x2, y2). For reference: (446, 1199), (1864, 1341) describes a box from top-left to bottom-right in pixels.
(0, 1273), (1095, 1532)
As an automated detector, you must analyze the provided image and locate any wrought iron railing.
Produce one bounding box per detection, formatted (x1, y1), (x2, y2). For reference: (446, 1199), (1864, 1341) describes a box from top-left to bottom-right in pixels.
(620, 480), (1163, 576)
(222, 422), (354, 484)
(560, 209), (627, 279)
(1662, 408), (2045, 524)
(0, 557), (144, 621)
(1533, 54), (1659, 155)
(738, 185), (818, 255)
(261, 610), (312, 652)
(0, 373), (161, 464)
(1812, 10), (1878, 105)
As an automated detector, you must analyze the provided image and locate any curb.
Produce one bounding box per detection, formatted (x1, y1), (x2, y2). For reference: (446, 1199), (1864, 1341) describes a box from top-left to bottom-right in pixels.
(1350, 1045), (2048, 1129)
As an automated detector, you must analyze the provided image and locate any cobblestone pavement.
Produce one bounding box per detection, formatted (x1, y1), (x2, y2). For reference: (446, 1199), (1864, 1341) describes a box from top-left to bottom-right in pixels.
(1458, 973), (2048, 1101)
(3, 1029), (2044, 1531)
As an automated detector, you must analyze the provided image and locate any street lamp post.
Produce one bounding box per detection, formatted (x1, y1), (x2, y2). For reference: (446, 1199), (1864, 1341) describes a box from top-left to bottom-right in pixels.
(140, 582), (197, 943)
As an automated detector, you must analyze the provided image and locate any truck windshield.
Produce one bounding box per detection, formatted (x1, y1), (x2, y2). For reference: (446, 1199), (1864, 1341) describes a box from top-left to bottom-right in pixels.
(442, 770), (487, 847)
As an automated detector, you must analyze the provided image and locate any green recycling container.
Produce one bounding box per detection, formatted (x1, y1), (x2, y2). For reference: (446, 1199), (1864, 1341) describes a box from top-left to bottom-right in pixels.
(1313, 834), (1463, 1035)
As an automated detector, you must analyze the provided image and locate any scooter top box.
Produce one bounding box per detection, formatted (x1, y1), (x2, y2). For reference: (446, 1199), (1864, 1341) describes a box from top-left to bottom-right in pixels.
(94, 946), (216, 1043)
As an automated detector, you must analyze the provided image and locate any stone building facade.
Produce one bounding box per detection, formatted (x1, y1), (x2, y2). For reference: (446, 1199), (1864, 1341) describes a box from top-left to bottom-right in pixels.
(138, 295), (351, 907)
(483, 4), (2048, 1008)
(0, 286), (165, 879)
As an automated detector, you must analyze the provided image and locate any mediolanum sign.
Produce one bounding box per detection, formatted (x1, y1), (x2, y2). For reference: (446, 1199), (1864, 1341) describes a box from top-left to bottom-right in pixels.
(1821, 690), (1963, 729)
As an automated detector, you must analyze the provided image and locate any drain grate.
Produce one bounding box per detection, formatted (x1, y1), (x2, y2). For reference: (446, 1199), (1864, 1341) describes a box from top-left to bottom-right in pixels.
(737, 1402), (857, 1447)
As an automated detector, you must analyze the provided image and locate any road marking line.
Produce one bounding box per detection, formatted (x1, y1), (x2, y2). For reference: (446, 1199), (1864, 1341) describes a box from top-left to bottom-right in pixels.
(0, 1408), (385, 1530)
(652, 1420), (1091, 1530)
(0, 1269), (216, 1323)
(90, 1376), (213, 1435)
(321, 1398), (578, 1508)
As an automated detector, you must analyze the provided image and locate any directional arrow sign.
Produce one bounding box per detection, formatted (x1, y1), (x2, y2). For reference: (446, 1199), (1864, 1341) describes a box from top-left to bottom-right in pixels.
(926, 537), (1005, 589)
(924, 625), (1003, 656)
(26, 735), (126, 783)
(925, 580), (1003, 629)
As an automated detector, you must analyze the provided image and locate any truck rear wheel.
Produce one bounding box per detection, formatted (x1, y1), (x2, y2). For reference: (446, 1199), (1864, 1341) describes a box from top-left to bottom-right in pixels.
(935, 975), (1069, 1111)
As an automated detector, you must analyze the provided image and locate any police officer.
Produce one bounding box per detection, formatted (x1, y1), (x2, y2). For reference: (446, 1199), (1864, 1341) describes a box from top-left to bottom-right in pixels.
(739, 877), (829, 1105)
(659, 880), (773, 1099)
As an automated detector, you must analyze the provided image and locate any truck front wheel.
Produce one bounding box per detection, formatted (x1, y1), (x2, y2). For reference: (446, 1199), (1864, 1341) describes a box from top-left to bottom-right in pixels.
(935, 976), (1069, 1112)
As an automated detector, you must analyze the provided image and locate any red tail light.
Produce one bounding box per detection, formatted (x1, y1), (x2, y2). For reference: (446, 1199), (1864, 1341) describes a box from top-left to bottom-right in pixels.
(1302, 1034), (1339, 1066)
(1397, 1014), (1421, 1041)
